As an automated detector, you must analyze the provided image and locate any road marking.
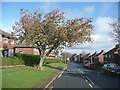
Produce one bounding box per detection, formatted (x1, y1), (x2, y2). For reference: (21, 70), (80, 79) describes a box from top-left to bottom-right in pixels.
(88, 83), (93, 88)
(85, 79), (88, 82)
(86, 76), (94, 85)
(58, 74), (62, 78)
(45, 66), (67, 88)
(81, 71), (84, 74)
(58, 71), (64, 78)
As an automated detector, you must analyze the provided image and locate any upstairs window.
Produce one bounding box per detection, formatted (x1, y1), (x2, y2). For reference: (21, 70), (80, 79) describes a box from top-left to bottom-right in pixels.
(4, 38), (8, 43)
(105, 55), (107, 58)
(109, 55), (111, 58)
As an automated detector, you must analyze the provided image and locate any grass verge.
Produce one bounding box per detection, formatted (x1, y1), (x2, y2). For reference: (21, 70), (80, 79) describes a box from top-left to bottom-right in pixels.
(2, 63), (67, 88)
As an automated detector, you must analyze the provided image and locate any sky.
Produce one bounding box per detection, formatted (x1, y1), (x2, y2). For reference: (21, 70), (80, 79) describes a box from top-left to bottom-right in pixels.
(1, 1), (119, 54)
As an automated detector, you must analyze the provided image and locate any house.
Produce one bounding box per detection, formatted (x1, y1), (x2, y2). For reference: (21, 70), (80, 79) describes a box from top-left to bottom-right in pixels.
(91, 52), (98, 63)
(104, 44), (120, 65)
(14, 46), (57, 59)
(0, 29), (57, 58)
(70, 54), (77, 62)
(77, 54), (83, 63)
(96, 50), (106, 64)
(83, 53), (91, 61)
(0, 29), (16, 56)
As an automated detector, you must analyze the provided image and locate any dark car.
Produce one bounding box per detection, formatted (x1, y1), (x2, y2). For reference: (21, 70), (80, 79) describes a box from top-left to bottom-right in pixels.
(83, 60), (90, 68)
(102, 63), (120, 76)
(83, 61), (97, 69)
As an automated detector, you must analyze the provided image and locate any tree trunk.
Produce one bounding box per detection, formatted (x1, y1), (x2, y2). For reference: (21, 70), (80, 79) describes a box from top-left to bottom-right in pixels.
(38, 55), (45, 70)
(37, 49), (45, 70)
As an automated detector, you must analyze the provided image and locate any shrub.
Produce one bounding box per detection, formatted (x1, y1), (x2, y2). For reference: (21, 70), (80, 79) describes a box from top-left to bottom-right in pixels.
(44, 58), (65, 64)
(15, 53), (40, 66)
(14, 53), (65, 66)
(2, 56), (24, 66)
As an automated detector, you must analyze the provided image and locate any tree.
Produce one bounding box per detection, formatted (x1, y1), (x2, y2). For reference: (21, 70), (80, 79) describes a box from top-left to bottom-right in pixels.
(13, 8), (93, 69)
(109, 18), (120, 45)
(61, 52), (72, 60)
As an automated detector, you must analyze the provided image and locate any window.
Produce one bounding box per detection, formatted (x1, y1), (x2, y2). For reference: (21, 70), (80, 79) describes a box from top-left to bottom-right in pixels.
(112, 55), (114, 58)
(105, 55), (107, 58)
(4, 38), (8, 43)
(109, 55), (111, 58)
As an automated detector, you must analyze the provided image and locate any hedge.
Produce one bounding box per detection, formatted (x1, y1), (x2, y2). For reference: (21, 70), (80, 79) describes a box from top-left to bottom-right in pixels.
(44, 58), (65, 64)
(15, 53), (65, 65)
(15, 53), (40, 66)
(2, 53), (65, 66)
(2, 56), (24, 66)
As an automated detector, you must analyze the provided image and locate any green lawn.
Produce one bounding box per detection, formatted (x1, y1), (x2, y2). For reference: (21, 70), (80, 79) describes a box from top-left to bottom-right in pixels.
(2, 63), (67, 88)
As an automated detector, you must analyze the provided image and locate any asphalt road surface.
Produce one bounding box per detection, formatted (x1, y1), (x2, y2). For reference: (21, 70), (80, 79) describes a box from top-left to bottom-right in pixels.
(49, 62), (120, 89)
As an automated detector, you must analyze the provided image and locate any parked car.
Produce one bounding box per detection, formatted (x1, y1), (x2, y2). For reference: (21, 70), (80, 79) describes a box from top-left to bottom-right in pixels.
(102, 63), (120, 76)
(83, 60), (97, 69)
(83, 60), (90, 68)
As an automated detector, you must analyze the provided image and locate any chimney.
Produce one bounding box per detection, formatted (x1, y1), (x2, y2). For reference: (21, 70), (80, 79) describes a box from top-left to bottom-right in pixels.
(115, 44), (119, 48)
(101, 50), (104, 52)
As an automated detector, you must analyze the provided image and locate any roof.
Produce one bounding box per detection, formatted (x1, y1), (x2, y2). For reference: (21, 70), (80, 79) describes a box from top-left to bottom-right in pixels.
(104, 45), (120, 55)
(0, 29), (12, 39)
(91, 52), (97, 56)
(96, 50), (105, 56)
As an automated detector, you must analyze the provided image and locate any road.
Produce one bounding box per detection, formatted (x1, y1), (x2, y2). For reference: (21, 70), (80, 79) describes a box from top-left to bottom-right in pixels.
(48, 62), (120, 89)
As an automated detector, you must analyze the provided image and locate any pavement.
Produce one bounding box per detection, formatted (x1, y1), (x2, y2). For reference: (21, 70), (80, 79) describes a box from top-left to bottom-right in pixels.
(48, 61), (120, 89)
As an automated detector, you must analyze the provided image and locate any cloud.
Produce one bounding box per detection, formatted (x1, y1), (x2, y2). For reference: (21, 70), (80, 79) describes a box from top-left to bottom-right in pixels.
(94, 16), (113, 34)
(64, 16), (115, 54)
(84, 5), (95, 14)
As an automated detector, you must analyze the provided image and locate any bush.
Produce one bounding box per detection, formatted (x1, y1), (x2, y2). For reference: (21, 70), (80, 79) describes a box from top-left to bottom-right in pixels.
(44, 58), (65, 64)
(15, 53), (65, 65)
(2, 56), (24, 66)
(15, 53), (40, 66)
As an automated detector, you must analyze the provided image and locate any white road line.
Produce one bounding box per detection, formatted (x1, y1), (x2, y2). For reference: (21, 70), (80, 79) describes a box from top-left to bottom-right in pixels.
(88, 83), (93, 88)
(86, 76), (94, 85)
(81, 71), (84, 74)
(58, 71), (64, 78)
(45, 66), (67, 88)
(85, 79), (88, 82)
(58, 74), (62, 78)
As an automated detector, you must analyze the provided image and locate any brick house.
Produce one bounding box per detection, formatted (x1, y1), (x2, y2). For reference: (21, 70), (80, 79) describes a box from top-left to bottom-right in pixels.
(14, 46), (57, 59)
(83, 53), (91, 61)
(0, 29), (15, 56)
(90, 52), (98, 63)
(104, 44), (120, 65)
(96, 50), (106, 64)
(0, 29), (56, 58)
(70, 54), (77, 62)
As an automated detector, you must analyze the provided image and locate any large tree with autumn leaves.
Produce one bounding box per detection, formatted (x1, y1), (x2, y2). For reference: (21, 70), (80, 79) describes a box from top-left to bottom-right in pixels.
(13, 8), (93, 69)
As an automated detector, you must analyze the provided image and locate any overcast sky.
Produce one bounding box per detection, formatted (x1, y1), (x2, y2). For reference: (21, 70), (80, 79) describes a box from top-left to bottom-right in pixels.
(1, 1), (118, 54)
